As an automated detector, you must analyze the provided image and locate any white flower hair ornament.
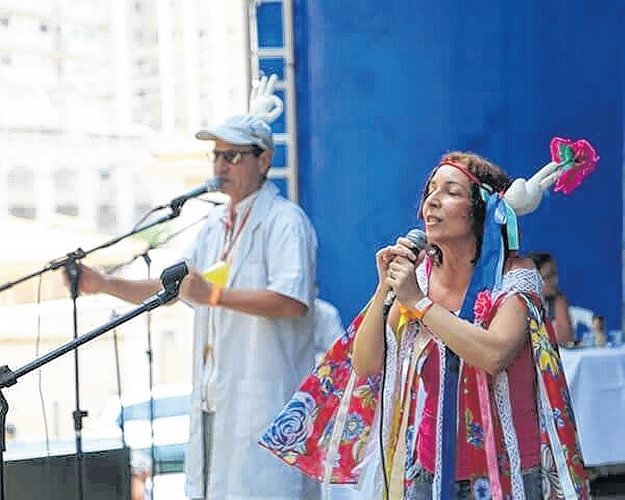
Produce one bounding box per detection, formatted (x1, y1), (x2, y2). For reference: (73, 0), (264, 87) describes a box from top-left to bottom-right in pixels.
(249, 74), (284, 124)
(503, 161), (561, 216)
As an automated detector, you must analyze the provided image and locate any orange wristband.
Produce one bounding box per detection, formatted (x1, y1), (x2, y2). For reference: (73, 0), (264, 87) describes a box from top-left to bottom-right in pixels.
(398, 305), (420, 321)
(208, 285), (223, 306)
(399, 297), (434, 321)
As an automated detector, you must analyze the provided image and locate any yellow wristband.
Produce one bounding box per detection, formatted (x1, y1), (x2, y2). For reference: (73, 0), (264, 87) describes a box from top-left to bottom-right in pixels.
(399, 297), (434, 321)
(208, 285), (223, 306)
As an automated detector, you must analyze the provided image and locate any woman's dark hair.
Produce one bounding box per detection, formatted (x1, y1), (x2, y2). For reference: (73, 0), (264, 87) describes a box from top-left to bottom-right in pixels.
(418, 151), (512, 264)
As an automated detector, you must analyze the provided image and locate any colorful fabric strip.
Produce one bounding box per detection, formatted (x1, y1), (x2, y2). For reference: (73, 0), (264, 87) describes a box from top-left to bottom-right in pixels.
(476, 369), (502, 499)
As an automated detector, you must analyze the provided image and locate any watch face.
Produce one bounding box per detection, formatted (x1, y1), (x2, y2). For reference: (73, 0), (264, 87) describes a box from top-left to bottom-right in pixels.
(414, 297), (432, 311)
(413, 297), (434, 321)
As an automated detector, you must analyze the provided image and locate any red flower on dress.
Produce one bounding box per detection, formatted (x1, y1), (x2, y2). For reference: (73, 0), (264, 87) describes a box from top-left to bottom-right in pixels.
(474, 290), (494, 324)
(550, 137), (599, 195)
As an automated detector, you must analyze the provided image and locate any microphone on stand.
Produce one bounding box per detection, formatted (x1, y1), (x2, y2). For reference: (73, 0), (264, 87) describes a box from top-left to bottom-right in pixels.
(169, 178), (223, 211)
(382, 228), (428, 316)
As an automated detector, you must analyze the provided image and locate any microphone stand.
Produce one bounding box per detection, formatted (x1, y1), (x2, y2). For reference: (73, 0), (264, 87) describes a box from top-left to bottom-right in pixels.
(111, 310), (127, 450)
(0, 261), (189, 500)
(67, 259), (87, 500)
(0, 198), (197, 500)
(141, 251), (157, 498)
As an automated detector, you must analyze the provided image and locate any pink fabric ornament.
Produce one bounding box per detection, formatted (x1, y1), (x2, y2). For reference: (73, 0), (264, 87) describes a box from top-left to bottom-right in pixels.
(550, 137), (599, 195)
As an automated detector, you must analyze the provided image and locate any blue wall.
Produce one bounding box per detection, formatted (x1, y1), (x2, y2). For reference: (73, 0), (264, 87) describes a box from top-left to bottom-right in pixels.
(294, 0), (624, 329)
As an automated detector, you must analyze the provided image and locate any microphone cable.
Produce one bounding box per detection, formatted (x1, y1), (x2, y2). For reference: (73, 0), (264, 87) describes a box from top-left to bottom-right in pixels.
(379, 303), (391, 499)
(34, 274), (51, 458)
(375, 229), (428, 498)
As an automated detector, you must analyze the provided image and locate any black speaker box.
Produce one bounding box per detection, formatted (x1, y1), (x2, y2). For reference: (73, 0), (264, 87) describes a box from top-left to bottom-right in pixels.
(4, 447), (131, 500)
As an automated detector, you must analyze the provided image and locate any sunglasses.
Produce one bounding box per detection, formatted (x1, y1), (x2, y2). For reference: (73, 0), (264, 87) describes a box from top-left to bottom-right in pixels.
(209, 149), (260, 165)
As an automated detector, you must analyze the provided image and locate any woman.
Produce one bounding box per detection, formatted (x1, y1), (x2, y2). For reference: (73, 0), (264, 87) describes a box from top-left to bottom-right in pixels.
(528, 252), (574, 346)
(260, 152), (588, 499)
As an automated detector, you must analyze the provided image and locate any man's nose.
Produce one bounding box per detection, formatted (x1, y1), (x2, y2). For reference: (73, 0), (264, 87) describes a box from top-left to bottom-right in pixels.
(213, 156), (231, 173)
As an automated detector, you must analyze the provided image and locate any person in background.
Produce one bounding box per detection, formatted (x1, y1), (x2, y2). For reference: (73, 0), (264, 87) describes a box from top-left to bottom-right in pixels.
(63, 76), (319, 500)
(6, 423), (16, 442)
(130, 451), (152, 500)
(528, 252), (574, 346)
(313, 294), (345, 365)
(591, 315), (607, 347)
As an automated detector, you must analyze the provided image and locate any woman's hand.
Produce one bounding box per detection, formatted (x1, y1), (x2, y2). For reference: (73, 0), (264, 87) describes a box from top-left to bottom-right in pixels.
(385, 236), (425, 306)
(374, 245), (395, 290)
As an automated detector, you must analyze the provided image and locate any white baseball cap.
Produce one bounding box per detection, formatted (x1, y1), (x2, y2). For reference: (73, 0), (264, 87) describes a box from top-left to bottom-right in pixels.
(195, 114), (274, 151)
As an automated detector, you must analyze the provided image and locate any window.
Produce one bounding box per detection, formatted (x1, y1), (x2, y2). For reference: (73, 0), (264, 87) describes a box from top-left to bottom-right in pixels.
(52, 168), (79, 216)
(8, 166), (36, 219)
(9, 205), (36, 219)
(97, 204), (117, 233)
(52, 168), (77, 193)
(98, 167), (111, 181)
(8, 165), (34, 191)
(55, 204), (78, 216)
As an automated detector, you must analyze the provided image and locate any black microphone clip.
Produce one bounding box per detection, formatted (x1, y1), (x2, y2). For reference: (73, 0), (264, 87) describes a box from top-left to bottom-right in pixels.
(158, 260), (189, 300)
(169, 178), (223, 213)
(141, 260), (189, 308)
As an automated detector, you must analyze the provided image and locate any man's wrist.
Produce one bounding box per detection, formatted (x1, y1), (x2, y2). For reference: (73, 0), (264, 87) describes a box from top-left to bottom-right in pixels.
(208, 284), (223, 306)
(99, 274), (111, 295)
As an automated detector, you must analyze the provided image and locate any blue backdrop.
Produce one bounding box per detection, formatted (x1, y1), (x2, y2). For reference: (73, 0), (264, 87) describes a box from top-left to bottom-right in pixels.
(294, 0), (624, 330)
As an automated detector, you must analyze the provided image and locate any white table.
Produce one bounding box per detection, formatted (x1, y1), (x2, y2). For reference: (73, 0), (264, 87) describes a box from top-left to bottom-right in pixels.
(560, 345), (625, 467)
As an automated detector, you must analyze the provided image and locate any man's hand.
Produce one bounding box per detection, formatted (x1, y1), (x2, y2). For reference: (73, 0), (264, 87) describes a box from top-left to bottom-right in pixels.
(179, 266), (213, 305)
(61, 263), (105, 296)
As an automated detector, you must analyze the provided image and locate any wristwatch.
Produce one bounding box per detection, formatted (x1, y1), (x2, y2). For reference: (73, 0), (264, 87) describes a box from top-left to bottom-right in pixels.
(412, 297), (434, 320)
(399, 297), (434, 321)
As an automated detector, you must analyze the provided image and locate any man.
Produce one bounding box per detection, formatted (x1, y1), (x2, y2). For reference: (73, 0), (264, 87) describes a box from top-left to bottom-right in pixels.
(65, 77), (319, 499)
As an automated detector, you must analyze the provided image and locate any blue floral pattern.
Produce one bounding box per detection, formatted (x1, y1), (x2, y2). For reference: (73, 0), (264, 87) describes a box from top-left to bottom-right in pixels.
(341, 413), (364, 442)
(259, 391), (315, 461)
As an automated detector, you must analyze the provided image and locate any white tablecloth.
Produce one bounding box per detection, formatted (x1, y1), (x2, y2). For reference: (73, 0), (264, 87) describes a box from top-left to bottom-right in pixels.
(560, 345), (625, 467)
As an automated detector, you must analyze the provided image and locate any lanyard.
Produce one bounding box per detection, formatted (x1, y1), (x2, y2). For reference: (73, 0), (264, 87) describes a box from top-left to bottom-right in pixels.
(220, 203), (253, 262)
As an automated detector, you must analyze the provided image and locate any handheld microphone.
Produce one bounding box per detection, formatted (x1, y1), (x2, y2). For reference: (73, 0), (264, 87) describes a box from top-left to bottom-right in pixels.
(382, 228), (428, 316)
(169, 178), (223, 210)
